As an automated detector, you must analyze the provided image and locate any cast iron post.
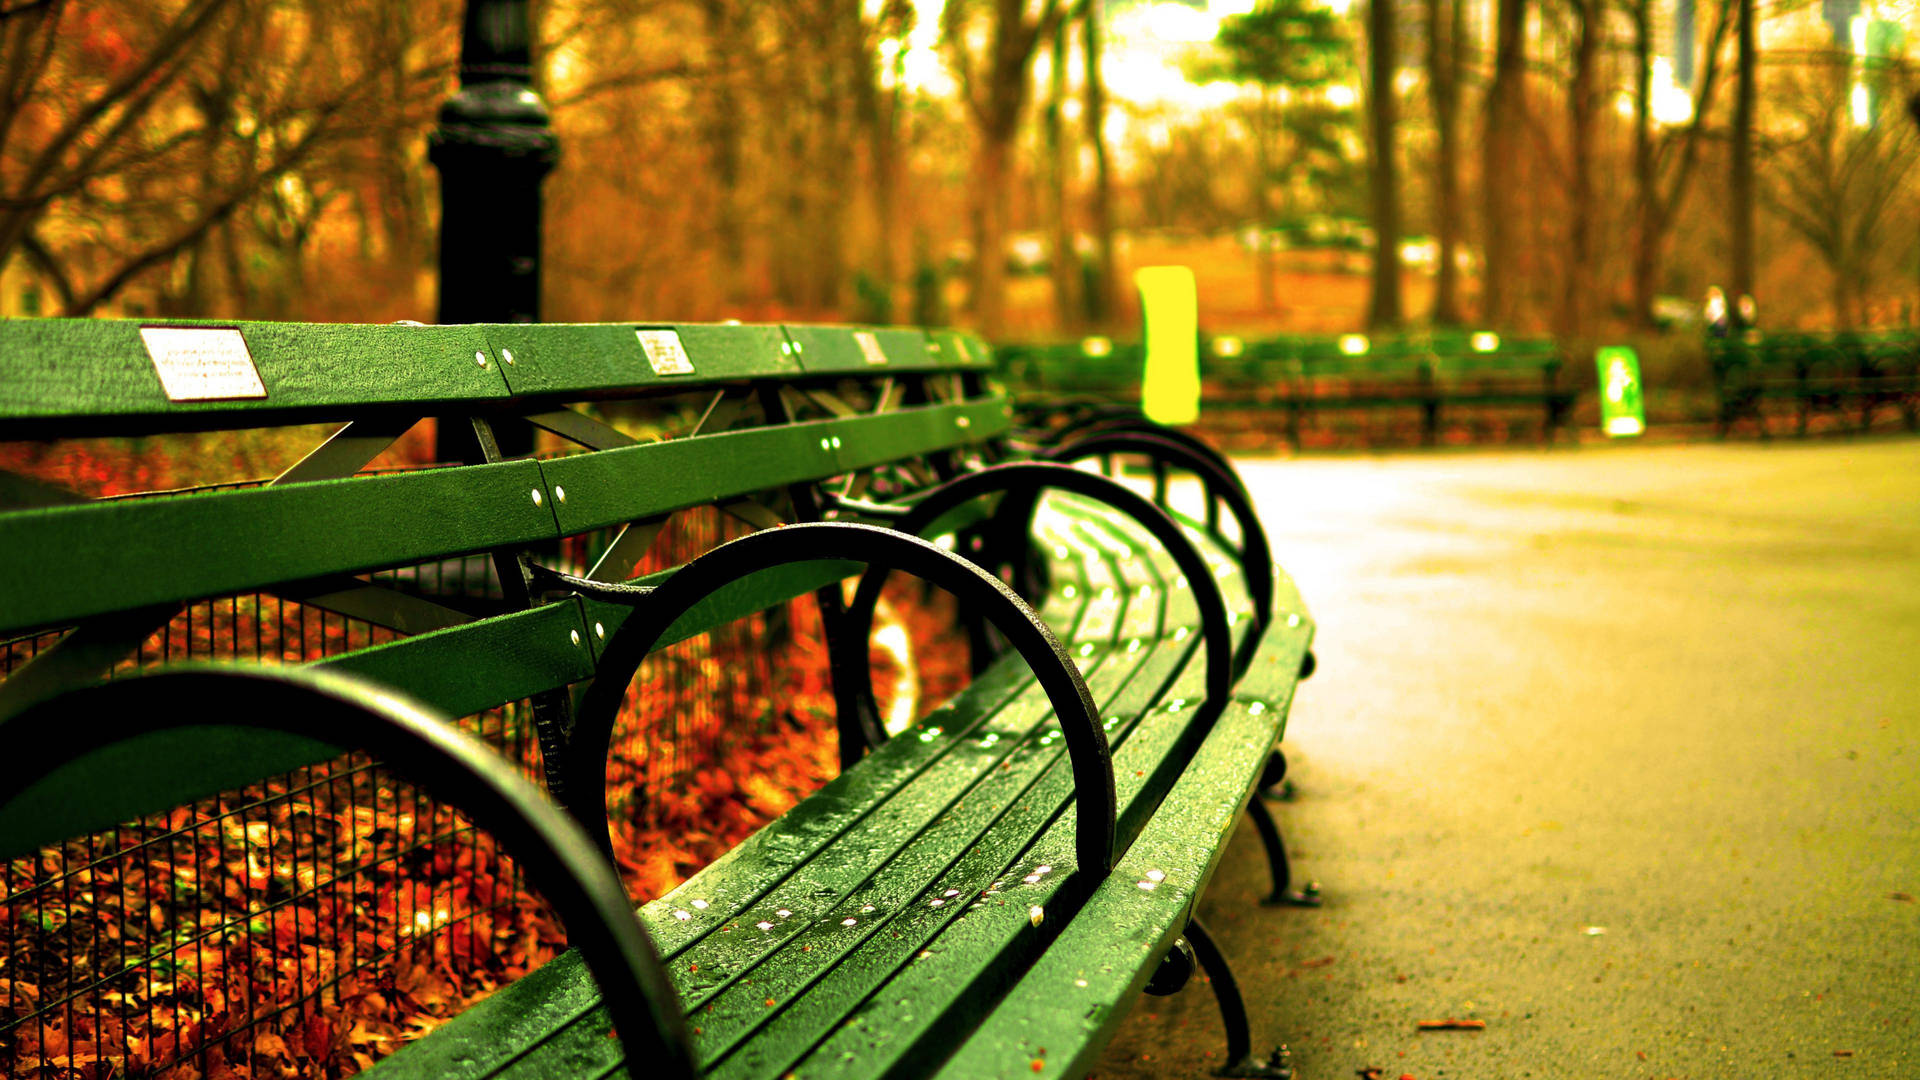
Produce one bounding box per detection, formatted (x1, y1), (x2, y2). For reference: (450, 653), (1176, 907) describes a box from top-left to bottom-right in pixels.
(430, 0), (556, 462)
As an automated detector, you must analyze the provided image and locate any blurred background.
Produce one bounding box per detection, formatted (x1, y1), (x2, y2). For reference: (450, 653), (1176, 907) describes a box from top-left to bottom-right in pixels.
(4, 0), (1919, 347)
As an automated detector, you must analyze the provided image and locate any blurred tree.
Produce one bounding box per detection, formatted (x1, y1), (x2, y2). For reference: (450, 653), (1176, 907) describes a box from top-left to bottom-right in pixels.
(1043, 16), (1078, 329)
(0, 0), (452, 317)
(1425, 0), (1465, 324)
(1628, 0), (1730, 329)
(1212, 0), (1357, 312)
(941, 0), (1070, 336)
(1763, 56), (1920, 326)
(1482, 0), (1528, 325)
(1081, 0), (1115, 325)
(1556, 0), (1600, 338)
(1731, 0), (1756, 300)
(1363, 0), (1401, 328)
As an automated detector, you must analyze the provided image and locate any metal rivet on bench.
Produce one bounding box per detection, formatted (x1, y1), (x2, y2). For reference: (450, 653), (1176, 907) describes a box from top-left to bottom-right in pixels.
(531, 488), (543, 506)
(1248, 701), (1266, 715)
(595, 622), (606, 639)
(1146, 870), (1166, 882)
(840, 917), (857, 926)
(820, 438), (832, 451)
(692, 899), (709, 909)
(776, 908), (791, 917)
(781, 342), (793, 355)
(1286, 613), (1302, 627)
(930, 898), (945, 907)
(475, 351), (489, 367)
(1078, 643), (1094, 657)
(501, 348), (514, 365)
(956, 415), (971, 428)
(862, 904), (876, 912)
(1029, 905), (1044, 926)
(1062, 585), (1076, 598)
(757, 920), (774, 930)
(1174, 626), (1189, 640)
(831, 436), (843, 449)
(570, 629), (581, 646)
(554, 486), (566, 503)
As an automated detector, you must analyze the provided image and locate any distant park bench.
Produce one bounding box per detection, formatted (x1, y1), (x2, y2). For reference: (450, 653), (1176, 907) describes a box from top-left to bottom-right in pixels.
(1708, 329), (1920, 437)
(1000, 331), (1576, 446)
(0, 318), (1314, 1080)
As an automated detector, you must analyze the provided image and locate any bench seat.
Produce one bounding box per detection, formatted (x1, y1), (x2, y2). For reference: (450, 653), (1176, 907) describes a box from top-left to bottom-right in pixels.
(369, 488), (1300, 1078)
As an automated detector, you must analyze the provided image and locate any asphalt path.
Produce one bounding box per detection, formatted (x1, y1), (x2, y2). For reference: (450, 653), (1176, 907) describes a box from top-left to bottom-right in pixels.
(1094, 437), (1920, 1080)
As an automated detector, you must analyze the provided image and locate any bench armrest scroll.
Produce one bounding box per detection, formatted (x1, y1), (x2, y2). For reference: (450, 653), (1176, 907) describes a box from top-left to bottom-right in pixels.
(845, 461), (1235, 723)
(0, 665), (697, 1079)
(563, 521), (1120, 877)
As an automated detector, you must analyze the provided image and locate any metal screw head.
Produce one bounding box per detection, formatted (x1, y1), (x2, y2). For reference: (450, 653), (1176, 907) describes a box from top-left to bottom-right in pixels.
(831, 436), (843, 449)
(820, 438), (832, 451)
(554, 485), (567, 503)
(531, 489), (543, 506)
(501, 348), (515, 365)
(781, 342), (793, 356)
(956, 415), (971, 428)
(475, 351), (489, 368)
(570, 629), (581, 647)
(594, 622), (606, 639)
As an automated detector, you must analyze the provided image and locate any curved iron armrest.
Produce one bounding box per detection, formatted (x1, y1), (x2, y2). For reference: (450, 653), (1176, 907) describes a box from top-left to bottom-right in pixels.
(839, 461), (1235, 748)
(0, 665), (697, 1079)
(1044, 411), (1251, 501)
(543, 521), (1120, 879)
(1040, 431), (1275, 669)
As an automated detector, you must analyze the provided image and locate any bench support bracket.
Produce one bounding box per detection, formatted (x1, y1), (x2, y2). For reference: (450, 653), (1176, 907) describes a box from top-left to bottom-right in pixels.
(1186, 918), (1294, 1079)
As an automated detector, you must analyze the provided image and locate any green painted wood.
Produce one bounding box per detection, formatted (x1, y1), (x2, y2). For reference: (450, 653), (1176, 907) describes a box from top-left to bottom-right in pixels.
(368, 579), (1103, 1080)
(539, 399), (1006, 538)
(927, 701), (1290, 1080)
(827, 399), (1011, 476)
(0, 319), (509, 437)
(926, 329), (996, 372)
(770, 639), (1223, 1080)
(786, 325), (940, 374)
(313, 601), (597, 719)
(482, 323), (798, 398)
(538, 421), (842, 535)
(0, 460), (559, 635)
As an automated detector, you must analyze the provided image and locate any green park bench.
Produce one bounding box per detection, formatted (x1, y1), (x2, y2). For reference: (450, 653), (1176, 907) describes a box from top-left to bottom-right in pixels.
(1709, 329), (1920, 437)
(1001, 332), (1575, 447)
(0, 318), (1316, 1079)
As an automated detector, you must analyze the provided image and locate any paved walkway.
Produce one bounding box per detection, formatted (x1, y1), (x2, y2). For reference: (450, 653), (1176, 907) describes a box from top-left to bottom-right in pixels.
(1097, 438), (1920, 1079)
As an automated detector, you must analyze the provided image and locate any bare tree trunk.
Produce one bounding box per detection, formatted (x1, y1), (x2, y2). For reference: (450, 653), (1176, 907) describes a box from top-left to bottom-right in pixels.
(1731, 0), (1756, 299)
(1631, 0), (1658, 329)
(1429, 0), (1464, 324)
(972, 127), (1014, 334)
(1082, 0), (1116, 325)
(1482, 0), (1527, 325)
(1559, 0), (1599, 338)
(1366, 0), (1402, 328)
(1044, 18), (1077, 331)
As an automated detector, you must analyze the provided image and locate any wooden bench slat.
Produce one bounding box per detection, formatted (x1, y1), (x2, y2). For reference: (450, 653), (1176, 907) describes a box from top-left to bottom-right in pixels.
(0, 319), (511, 437)
(768, 631), (1237, 1080)
(0, 459), (556, 636)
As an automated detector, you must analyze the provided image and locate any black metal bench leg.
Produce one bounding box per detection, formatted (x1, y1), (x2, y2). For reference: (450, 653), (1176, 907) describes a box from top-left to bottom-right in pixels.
(1258, 748), (1295, 802)
(1246, 790), (1320, 907)
(1185, 918), (1294, 1079)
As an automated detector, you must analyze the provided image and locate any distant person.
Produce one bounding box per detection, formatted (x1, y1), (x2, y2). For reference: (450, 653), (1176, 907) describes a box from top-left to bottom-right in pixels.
(1706, 287), (1730, 338)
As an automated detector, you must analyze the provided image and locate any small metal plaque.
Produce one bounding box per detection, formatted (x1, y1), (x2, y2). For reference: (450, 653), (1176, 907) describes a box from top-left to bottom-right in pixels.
(636, 328), (694, 376)
(140, 327), (266, 402)
(853, 330), (888, 366)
